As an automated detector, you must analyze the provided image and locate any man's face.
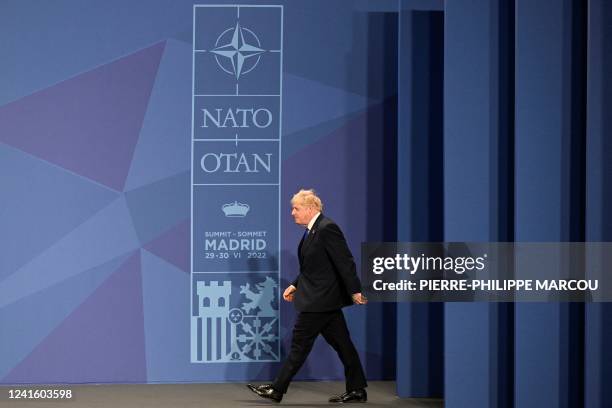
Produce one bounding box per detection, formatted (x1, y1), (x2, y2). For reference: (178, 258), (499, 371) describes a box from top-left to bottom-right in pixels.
(291, 202), (315, 226)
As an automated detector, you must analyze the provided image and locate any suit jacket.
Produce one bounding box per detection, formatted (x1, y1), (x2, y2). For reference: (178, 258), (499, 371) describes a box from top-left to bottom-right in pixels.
(291, 214), (362, 312)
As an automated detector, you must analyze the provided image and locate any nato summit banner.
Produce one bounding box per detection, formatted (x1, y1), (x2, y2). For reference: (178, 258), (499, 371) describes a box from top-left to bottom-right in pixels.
(0, 0), (395, 385)
(190, 5), (283, 363)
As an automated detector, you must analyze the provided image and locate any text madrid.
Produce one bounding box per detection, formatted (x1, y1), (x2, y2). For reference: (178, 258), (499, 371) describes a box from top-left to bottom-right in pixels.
(205, 238), (267, 251)
(372, 279), (599, 291)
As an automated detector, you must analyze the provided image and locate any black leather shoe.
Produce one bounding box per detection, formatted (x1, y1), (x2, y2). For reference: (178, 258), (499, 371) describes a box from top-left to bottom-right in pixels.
(329, 389), (367, 403)
(247, 383), (272, 393)
(247, 383), (283, 403)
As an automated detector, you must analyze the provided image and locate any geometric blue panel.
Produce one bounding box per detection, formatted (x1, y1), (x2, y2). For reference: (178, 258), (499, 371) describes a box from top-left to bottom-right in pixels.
(0, 144), (118, 281)
(0, 0), (197, 107)
(0, 196), (140, 308)
(141, 249), (192, 382)
(0, 252), (132, 380)
(283, 72), (371, 143)
(125, 39), (192, 191)
(124, 171), (189, 245)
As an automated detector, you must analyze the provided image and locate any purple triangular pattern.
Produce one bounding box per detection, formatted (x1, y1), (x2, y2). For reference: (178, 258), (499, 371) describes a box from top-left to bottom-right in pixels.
(143, 218), (189, 273)
(3, 251), (147, 384)
(0, 42), (165, 191)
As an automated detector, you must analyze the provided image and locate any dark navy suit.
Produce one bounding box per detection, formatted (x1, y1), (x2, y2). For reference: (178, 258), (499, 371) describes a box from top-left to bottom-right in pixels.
(272, 214), (367, 393)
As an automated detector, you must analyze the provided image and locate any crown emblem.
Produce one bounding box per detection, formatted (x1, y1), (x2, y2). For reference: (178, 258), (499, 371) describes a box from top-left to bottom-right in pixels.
(222, 201), (250, 217)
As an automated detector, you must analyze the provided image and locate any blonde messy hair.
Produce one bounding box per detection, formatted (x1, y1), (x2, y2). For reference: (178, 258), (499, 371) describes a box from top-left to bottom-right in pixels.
(291, 189), (323, 211)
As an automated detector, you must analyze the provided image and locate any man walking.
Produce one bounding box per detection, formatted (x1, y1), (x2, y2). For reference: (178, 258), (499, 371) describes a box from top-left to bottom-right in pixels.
(248, 189), (368, 403)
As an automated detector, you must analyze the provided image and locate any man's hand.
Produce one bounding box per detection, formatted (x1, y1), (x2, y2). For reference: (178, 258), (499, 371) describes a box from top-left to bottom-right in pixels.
(283, 285), (297, 302)
(352, 293), (368, 305)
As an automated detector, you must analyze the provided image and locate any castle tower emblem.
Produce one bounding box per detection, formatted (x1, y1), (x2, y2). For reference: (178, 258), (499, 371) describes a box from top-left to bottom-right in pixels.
(191, 276), (279, 362)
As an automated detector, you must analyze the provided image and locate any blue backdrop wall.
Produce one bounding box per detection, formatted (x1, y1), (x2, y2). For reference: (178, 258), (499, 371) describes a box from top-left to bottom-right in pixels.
(2, 1), (612, 407)
(0, 0), (398, 385)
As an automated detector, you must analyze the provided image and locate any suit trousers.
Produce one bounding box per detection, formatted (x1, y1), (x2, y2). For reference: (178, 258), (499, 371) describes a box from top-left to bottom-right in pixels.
(272, 309), (367, 393)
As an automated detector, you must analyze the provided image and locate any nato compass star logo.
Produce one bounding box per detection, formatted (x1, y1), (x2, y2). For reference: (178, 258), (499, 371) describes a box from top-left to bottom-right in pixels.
(211, 22), (265, 79)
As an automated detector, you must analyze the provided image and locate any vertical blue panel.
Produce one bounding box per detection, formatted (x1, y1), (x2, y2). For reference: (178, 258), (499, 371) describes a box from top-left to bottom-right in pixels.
(396, 0), (444, 398)
(585, 1), (612, 407)
(443, 1), (513, 407)
(515, 1), (586, 407)
(363, 10), (400, 381)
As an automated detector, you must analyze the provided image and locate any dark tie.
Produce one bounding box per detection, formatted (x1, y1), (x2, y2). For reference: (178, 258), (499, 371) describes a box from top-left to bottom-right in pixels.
(302, 229), (309, 240)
